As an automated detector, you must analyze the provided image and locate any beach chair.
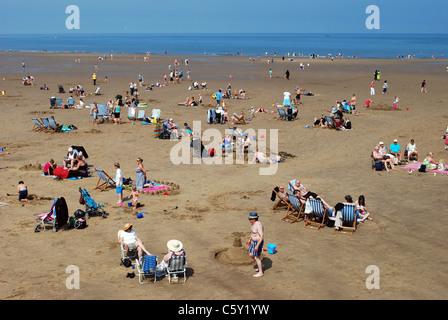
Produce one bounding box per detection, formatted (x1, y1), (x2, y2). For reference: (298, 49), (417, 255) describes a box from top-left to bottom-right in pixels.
(304, 199), (328, 230)
(278, 108), (286, 120)
(94, 168), (116, 191)
(128, 107), (136, 120)
(40, 117), (52, 132)
(78, 187), (107, 218)
(34, 197), (68, 232)
(151, 109), (161, 122)
(56, 98), (62, 107)
(136, 255), (159, 284)
(137, 109), (145, 121)
(337, 203), (358, 234)
(207, 109), (216, 124)
(32, 118), (45, 131)
(167, 255), (187, 283)
(68, 97), (74, 107)
(118, 230), (139, 262)
(326, 116), (334, 129)
(281, 193), (304, 223)
(97, 104), (109, 121)
(94, 87), (101, 95)
(48, 116), (61, 133)
(271, 187), (290, 210)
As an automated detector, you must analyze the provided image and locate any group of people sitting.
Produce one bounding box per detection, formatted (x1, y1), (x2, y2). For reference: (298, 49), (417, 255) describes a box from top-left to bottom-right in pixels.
(22, 75), (35, 86)
(43, 147), (91, 179)
(119, 223), (186, 278)
(191, 81), (207, 90)
(178, 95), (203, 106)
(274, 179), (372, 224)
(372, 138), (420, 172)
(313, 114), (352, 130)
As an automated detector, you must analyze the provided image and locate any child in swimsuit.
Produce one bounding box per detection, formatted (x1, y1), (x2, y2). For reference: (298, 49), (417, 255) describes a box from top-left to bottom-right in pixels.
(17, 181), (30, 202)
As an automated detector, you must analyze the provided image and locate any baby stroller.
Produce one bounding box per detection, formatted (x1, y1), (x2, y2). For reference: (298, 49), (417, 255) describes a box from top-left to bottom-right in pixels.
(78, 187), (107, 218)
(34, 197), (69, 232)
(58, 85), (65, 93)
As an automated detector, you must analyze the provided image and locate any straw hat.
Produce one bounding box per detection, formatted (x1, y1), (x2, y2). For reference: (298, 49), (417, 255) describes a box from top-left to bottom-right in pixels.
(122, 223), (132, 231)
(167, 239), (183, 252)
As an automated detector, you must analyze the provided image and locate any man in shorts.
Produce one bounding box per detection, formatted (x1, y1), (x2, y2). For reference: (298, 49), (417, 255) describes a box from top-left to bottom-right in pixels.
(247, 212), (264, 278)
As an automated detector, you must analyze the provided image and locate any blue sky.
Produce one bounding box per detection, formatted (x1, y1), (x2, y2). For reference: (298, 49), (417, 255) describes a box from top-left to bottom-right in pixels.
(0, 0), (447, 34)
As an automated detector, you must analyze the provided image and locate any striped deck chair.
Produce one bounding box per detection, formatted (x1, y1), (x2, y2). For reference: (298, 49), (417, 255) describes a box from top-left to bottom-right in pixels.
(56, 98), (62, 107)
(32, 118), (45, 131)
(167, 255), (187, 283)
(137, 109), (145, 121)
(40, 117), (51, 132)
(136, 255), (159, 283)
(304, 199), (328, 230)
(281, 193), (304, 223)
(271, 187), (289, 211)
(337, 203), (357, 234)
(48, 116), (61, 133)
(94, 168), (116, 191)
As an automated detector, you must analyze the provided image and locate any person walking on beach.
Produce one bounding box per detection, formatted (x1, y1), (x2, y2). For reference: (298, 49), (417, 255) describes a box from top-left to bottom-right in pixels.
(421, 80), (427, 93)
(92, 73), (97, 86)
(90, 102), (98, 125)
(370, 81), (375, 96)
(269, 69), (273, 79)
(247, 212), (264, 278)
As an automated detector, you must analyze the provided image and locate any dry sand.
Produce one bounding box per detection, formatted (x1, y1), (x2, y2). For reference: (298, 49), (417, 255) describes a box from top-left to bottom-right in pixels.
(1, 52), (448, 300)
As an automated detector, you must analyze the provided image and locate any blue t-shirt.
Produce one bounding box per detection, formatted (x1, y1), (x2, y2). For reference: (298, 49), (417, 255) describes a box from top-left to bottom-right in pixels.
(389, 143), (400, 153)
(215, 92), (222, 100)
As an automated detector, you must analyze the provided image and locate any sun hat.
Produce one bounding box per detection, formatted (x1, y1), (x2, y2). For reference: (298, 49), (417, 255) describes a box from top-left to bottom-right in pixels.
(68, 147), (73, 152)
(248, 212), (259, 220)
(379, 141), (384, 145)
(394, 139), (398, 142)
(167, 239), (183, 252)
(122, 223), (132, 231)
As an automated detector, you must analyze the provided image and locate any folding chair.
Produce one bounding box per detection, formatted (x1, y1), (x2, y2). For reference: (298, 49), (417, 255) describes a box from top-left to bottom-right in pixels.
(94, 87), (101, 95)
(281, 193), (304, 223)
(128, 107), (136, 120)
(271, 187), (290, 210)
(94, 168), (116, 191)
(118, 230), (139, 262)
(137, 109), (145, 121)
(40, 117), (51, 132)
(278, 108), (286, 120)
(32, 118), (45, 131)
(68, 97), (74, 107)
(48, 116), (61, 133)
(304, 199), (328, 230)
(136, 255), (159, 283)
(56, 98), (62, 107)
(337, 203), (358, 234)
(151, 109), (161, 122)
(167, 255), (187, 283)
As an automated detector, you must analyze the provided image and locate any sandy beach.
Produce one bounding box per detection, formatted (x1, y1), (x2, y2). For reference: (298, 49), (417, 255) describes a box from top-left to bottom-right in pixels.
(1, 51), (448, 300)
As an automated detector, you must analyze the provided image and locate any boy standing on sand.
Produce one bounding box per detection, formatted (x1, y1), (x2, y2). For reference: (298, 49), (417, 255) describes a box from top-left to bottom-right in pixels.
(247, 212), (264, 278)
(115, 163), (123, 205)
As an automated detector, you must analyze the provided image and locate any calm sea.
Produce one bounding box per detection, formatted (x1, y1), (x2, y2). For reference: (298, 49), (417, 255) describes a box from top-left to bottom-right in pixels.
(1, 33), (447, 59)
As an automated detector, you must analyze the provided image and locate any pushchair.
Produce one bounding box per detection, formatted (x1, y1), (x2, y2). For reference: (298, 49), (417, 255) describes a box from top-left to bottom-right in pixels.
(58, 85), (65, 93)
(78, 187), (107, 218)
(34, 197), (69, 232)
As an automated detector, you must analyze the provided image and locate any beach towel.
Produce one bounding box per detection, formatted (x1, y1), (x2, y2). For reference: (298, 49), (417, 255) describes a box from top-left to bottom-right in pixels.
(139, 181), (172, 194)
(402, 161), (448, 175)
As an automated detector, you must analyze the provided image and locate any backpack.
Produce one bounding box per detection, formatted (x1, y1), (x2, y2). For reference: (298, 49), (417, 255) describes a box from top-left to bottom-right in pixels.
(375, 161), (383, 171)
(418, 164), (426, 172)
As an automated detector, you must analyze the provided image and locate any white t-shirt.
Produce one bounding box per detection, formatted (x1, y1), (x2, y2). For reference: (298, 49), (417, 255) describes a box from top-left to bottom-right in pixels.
(116, 168), (123, 186)
(121, 230), (137, 245)
(283, 92), (291, 100)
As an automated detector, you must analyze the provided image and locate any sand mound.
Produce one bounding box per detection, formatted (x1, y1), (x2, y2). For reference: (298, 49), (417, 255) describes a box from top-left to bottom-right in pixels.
(370, 102), (401, 111)
(19, 163), (42, 171)
(215, 237), (255, 266)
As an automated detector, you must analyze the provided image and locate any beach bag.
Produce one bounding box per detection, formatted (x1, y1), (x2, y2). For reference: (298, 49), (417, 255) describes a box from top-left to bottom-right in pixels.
(375, 162), (383, 171)
(74, 209), (86, 219)
(121, 258), (132, 268)
(418, 164), (426, 172)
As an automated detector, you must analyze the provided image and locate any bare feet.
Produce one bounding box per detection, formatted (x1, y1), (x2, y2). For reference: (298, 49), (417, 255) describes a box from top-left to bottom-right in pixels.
(253, 273), (264, 278)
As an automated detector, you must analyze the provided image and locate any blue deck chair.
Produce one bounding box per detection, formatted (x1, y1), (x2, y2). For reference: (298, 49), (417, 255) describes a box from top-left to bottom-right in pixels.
(48, 116), (61, 133)
(68, 97), (74, 107)
(40, 117), (51, 132)
(167, 255), (187, 283)
(338, 203), (357, 234)
(78, 187), (106, 218)
(128, 107), (136, 120)
(281, 193), (304, 223)
(278, 108), (286, 120)
(137, 109), (145, 121)
(94, 168), (116, 191)
(56, 98), (62, 107)
(136, 255), (159, 283)
(304, 199), (328, 230)
(151, 109), (161, 120)
(32, 118), (45, 131)
(97, 104), (109, 121)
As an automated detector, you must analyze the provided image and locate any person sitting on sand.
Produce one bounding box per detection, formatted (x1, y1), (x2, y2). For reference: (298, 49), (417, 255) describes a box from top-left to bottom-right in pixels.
(250, 149), (274, 164)
(405, 139), (419, 161)
(314, 114), (327, 127)
(119, 223), (152, 260)
(355, 195), (373, 222)
(43, 159), (56, 176)
(65, 155), (89, 177)
(256, 107), (267, 113)
(422, 152), (438, 170)
(342, 118), (352, 130)
(17, 181), (30, 203)
(231, 112), (246, 124)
